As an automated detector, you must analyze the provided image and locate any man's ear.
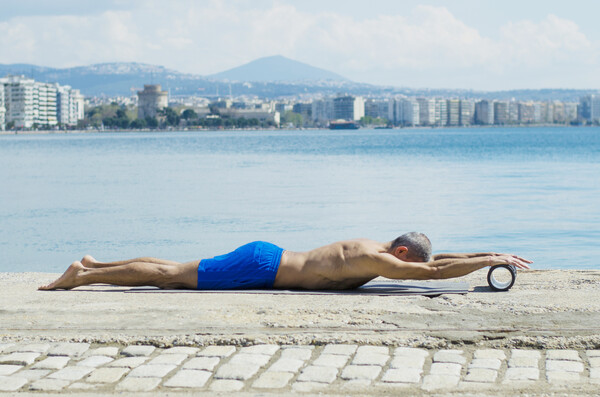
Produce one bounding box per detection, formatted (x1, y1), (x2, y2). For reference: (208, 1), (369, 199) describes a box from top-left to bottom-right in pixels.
(394, 246), (409, 257)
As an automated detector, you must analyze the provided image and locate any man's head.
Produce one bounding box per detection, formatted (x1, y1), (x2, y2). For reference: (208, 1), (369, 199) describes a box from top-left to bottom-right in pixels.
(390, 232), (432, 262)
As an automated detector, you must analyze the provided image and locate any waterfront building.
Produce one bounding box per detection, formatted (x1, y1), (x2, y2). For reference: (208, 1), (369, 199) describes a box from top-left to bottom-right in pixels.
(474, 100), (494, 125)
(0, 84), (5, 130)
(365, 99), (391, 121)
(518, 102), (535, 124)
(218, 108), (280, 125)
(333, 95), (364, 121)
(579, 95), (600, 123)
(508, 101), (519, 124)
(137, 84), (168, 119)
(275, 102), (292, 115)
(416, 98), (435, 126)
(446, 99), (460, 126)
(292, 102), (312, 120)
(311, 98), (334, 124)
(564, 102), (578, 123)
(459, 99), (474, 126)
(396, 98), (420, 126)
(493, 101), (509, 125)
(435, 99), (448, 126)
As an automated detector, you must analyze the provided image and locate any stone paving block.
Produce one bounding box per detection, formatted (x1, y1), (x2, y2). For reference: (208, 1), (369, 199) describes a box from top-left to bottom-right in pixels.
(394, 347), (429, 357)
(107, 356), (148, 368)
(6, 343), (50, 354)
(433, 351), (466, 364)
(148, 353), (187, 365)
(0, 352), (40, 365)
(510, 349), (541, 359)
(14, 369), (50, 380)
(163, 346), (198, 355)
(77, 355), (114, 367)
(469, 358), (502, 370)
(546, 350), (581, 361)
(228, 353), (271, 366)
(29, 378), (70, 391)
(421, 374), (459, 390)
(241, 344), (279, 355)
(0, 365), (22, 375)
(86, 367), (129, 383)
(164, 369), (211, 388)
(68, 382), (99, 390)
(48, 342), (90, 357)
(458, 381), (495, 390)
(215, 363), (260, 380)
(381, 367), (422, 383)
(128, 364), (177, 378)
(356, 346), (389, 355)
(474, 349), (506, 360)
(267, 357), (304, 372)
(292, 381), (327, 392)
(352, 351), (389, 366)
(0, 344), (15, 354)
(198, 345), (236, 357)
(253, 371), (294, 388)
(341, 364), (381, 380)
(390, 355), (425, 369)
(0, 376), (27, 391)
(546, 360), (584, 372)
(464, 368), (497, 383)
(281, 348), (312, 361)
(590, 367), (600, 379)
(429, 362), (462, 376)
(342, 379), (372, 388)
(312, 353), (349, 368)
(183, 356), (220, 371)
(587, 350), (600, 358)
(48, 366), (93, 381)
(32, 356), (70, 370)
(322, 344), (357, 355)
(547, 371), (582, 383)
(508, 356), (539, 368)
(116, 376), (161, 391)
(504, 367), (539, 381)
(590, 357), (600, 367)
(297, 365), (338, 383)
(88, 347), (119, 357)
(209, 379), (244, 391)
(121, 345), (155, 357)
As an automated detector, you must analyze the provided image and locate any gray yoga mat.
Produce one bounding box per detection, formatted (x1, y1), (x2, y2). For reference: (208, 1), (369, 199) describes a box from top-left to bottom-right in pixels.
(126, 280), (469, 296)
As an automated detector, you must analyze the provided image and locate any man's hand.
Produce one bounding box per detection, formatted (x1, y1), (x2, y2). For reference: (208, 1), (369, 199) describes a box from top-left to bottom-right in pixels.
(488, 254), (533, 269)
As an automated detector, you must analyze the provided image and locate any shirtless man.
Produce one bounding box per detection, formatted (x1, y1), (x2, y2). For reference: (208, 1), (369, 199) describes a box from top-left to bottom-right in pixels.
(38, 232), (532, 291)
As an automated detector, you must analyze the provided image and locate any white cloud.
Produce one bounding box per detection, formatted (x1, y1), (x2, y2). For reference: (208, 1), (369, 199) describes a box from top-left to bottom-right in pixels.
(0, 2), (596, 89)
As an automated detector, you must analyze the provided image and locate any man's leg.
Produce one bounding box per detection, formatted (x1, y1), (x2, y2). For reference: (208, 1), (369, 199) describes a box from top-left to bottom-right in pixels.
(81, 255), (180, 268)
(38, 260), (199, 291)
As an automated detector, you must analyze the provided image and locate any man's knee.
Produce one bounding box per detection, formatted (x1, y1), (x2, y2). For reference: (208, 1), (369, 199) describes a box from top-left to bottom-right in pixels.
(155, 265), (183, 289)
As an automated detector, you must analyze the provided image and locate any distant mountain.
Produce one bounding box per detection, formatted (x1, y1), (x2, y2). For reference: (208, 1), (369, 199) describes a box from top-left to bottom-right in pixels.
(0, 60), (595, 101)
(209, 55), (347, 82)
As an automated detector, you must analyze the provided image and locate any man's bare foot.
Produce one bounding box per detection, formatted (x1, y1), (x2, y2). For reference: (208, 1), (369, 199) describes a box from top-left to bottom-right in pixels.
(38, 261), (85, 290)
(81, 255), (98, 268)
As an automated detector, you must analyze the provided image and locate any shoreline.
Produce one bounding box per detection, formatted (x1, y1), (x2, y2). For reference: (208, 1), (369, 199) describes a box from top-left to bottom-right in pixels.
(0, 123), (594, 136)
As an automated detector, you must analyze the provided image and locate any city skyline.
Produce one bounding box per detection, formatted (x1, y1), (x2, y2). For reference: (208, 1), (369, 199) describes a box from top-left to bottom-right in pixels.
(1, 0), (599, 91)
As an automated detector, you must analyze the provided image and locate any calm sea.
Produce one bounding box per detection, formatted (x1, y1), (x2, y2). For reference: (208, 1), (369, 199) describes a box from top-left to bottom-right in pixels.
(0, 127), (599, 272)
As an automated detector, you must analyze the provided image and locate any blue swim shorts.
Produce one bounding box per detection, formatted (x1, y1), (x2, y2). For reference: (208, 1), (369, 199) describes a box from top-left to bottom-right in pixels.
(197, 241), (284, 289)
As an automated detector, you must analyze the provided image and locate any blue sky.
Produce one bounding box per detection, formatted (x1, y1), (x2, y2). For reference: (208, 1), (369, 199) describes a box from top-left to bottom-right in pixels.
(1, 0), (598, 90)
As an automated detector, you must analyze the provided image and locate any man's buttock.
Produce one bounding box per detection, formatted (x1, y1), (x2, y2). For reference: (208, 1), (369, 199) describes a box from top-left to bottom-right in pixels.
(197, 241), (284, 289)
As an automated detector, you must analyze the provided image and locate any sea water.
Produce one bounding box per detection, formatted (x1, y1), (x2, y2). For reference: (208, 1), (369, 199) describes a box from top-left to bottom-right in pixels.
(0, 127), (599, 272)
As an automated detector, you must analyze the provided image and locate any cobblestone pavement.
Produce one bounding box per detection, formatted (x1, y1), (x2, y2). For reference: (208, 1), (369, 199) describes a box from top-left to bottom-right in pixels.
(1, 342), (599, 394)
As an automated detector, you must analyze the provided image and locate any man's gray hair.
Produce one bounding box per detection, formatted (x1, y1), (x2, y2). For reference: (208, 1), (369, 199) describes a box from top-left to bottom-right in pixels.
(391, 232), (432, 262)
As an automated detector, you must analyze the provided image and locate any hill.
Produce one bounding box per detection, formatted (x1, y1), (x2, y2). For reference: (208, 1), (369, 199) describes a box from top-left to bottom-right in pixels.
(209, 55), (347, 82)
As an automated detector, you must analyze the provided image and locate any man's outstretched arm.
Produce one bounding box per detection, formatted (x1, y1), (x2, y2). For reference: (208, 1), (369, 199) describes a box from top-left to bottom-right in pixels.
(369, 253), (532, 281)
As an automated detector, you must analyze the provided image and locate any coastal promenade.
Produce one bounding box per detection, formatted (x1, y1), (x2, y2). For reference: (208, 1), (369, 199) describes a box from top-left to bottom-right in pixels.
(1, 269), (599, 395)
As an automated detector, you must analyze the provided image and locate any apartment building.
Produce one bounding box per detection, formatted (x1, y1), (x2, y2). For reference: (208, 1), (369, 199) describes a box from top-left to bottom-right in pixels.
(0, 84), (5, 130)
(333, 95), (364, 121)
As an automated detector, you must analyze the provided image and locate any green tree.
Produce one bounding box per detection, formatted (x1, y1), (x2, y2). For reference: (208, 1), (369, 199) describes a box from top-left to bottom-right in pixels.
(181, 108), (198, 120)
(283, 111), (303, 127)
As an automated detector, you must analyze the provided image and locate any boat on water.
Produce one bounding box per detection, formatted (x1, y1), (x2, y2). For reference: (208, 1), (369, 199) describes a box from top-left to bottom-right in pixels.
(328, 120), (360, 130)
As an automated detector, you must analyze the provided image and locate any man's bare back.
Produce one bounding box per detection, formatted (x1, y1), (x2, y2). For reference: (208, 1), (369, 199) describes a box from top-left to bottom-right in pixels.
(39, 233), (532, 291)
